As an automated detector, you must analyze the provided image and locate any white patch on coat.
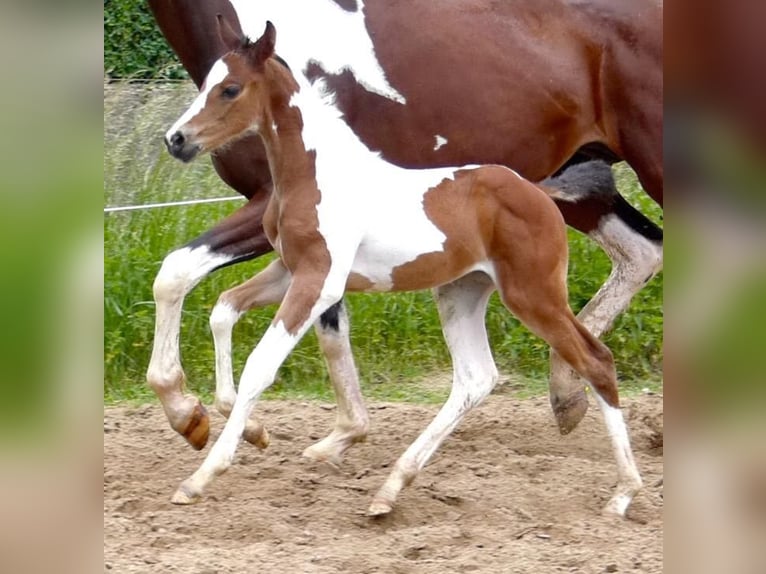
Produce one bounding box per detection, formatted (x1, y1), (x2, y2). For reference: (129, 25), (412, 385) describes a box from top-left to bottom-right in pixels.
(288, 75), (472, 290)
(434, 135), (448, 150)
(229, 0), (406, 104)
(166, 60), (230, 140)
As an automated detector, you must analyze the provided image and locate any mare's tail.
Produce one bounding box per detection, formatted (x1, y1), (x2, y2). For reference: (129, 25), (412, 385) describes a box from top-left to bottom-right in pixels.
(540, 160), (617, 202)
(541, 160), (663, 242)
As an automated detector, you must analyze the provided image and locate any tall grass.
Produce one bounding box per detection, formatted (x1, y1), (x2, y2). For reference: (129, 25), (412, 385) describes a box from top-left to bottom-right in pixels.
(104, 82), (663, 405)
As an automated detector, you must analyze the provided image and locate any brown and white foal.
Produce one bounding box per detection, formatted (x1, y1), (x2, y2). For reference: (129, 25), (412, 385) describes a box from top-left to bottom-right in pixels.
(164, 20), (642, 517)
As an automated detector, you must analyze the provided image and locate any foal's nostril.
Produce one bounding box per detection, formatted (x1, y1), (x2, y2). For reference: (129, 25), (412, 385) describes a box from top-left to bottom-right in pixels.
(170, 132), (185, 147)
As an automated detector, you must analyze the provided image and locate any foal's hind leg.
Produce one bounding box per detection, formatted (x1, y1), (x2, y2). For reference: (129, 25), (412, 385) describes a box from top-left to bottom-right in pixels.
(550, 211), (662, 433)
(210, 263), (368, 458)
(303, 300), (369, 466)
(551, 189), (663, 435)
(210, 259), (368, 464)
(369, 272), (497, 516)
(499, 276), (643, 516)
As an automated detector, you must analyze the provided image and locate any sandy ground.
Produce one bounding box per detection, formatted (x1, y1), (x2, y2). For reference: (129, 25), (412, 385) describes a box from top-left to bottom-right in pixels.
(104, 391), (663, 573)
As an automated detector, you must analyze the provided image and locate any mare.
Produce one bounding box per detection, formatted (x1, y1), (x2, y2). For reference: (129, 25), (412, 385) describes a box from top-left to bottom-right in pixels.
(146, 0), (663, 453)
(163, 19), (642, 517)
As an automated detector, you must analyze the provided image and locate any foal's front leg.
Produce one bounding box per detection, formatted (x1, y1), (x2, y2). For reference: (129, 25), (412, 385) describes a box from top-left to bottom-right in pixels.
(209, 259), (292, 449)
(171, 271), (346, 504)
(210, 262), (369, 458)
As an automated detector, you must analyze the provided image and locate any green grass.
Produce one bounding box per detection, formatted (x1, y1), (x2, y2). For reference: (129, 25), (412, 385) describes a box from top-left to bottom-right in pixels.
(104, 82), (663, 406)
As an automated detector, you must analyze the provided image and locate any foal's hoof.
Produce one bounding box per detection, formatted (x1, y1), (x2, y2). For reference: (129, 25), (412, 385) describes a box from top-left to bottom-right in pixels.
(170, 482), (202, 505)
(367, 499), (394, 517)
(243, 422), (270, 450)
(552, 390), (589, 435)
(181, 402), (210, 450)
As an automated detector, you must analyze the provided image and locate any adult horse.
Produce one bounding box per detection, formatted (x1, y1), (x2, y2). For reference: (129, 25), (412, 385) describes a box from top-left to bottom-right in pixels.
(146, 0), (663, 451)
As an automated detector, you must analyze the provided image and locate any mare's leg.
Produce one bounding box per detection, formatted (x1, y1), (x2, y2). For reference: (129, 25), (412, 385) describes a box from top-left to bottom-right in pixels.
(548, 161), (663, 434)
(171, 272), (346, 504)
(303, 300), (369, 465)
(146, 196), (271, 450)
(497, 263), (642, 517)
(369, 272), (497, 516)
(551, 197), (663, 434)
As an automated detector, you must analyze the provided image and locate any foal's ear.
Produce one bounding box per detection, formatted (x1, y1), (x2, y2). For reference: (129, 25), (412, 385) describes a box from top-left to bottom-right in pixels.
(216, 13), (243, 52)
(246, 21), (277, 69)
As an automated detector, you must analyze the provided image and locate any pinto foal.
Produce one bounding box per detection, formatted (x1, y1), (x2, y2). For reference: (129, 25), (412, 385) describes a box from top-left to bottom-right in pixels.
(164, 20), (642, 517)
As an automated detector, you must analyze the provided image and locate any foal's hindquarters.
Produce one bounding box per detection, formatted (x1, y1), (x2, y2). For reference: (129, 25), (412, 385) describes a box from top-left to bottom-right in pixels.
(365, 168), (642, 516)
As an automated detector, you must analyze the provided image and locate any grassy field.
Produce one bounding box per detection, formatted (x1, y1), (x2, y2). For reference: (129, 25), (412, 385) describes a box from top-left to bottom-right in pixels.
(104, 82), (663, 405)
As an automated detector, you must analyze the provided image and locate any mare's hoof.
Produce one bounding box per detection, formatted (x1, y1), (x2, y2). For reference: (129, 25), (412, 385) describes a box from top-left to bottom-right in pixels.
(170, 482), (201, 505)
(553, 390), (589, 435)
(367, 499), (393, 517)
(243, 423), (270, 449)
(181, 402), (210, 450)
(301, 444), (342, 469)
(602, 489), (638, 519)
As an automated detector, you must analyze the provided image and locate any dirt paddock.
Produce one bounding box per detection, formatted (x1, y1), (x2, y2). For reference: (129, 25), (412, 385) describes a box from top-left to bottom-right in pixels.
(104, 392), (663, 573)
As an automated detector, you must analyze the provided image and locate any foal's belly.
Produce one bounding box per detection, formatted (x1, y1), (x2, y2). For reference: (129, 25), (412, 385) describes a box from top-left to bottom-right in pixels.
(346, 226), (490, 293)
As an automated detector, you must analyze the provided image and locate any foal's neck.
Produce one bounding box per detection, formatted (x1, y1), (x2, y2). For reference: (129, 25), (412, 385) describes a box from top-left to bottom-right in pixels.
(259, 101), (316, 199)
(261, 71), (383, 201)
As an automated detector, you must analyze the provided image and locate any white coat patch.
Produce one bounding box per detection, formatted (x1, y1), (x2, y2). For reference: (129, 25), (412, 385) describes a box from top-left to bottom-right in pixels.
(229, 0), (406, 104)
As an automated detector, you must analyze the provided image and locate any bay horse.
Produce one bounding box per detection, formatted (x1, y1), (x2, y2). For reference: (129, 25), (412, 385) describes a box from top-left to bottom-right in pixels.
(163, 19), (642, 517)
(146, 0), (662, 453)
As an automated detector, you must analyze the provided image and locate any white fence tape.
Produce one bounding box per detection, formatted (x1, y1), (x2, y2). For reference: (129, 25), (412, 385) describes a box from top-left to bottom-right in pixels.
(104, 195), (245, 213)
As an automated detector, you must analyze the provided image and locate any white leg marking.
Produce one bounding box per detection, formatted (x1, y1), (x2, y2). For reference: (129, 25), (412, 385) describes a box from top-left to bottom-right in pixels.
(592, 393), (643, 517)
(304, 301), (369, 464)
(580, 215), (663, 337)
(209, 301), (242, 416)
(173, 272), (348, 502)
(173, 320), (302, 503)
(209, 259), (292, 419)
(147, 246), (234, 431)
(369, 273), (497, 515)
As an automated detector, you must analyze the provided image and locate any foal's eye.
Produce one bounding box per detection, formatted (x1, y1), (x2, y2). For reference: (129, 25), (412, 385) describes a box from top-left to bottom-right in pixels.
(221, 85), (241, 99)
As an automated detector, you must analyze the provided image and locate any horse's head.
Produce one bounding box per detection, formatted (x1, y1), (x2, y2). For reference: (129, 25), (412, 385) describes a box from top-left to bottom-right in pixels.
(165, 18), (289, 162)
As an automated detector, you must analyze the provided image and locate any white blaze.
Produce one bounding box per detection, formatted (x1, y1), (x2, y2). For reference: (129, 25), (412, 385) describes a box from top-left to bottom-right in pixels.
(166, 60), (230, 140)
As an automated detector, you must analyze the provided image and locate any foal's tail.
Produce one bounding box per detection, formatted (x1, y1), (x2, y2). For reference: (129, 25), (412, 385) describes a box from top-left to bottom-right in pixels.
(540, 160), (617, 202)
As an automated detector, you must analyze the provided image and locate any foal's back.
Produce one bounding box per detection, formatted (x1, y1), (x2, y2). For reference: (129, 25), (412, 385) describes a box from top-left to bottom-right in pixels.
(345, 164), (567, 294)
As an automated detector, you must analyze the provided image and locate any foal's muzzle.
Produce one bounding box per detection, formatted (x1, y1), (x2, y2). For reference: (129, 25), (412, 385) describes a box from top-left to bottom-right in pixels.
(165, 131), (202, 163)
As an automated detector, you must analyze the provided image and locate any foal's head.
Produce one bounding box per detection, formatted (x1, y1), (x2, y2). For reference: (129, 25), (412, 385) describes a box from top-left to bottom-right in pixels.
(165, 19), (295, 162)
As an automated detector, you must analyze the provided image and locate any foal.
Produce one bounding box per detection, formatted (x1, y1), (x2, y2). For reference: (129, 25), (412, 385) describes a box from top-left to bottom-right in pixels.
(165, 20), (642, 517)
